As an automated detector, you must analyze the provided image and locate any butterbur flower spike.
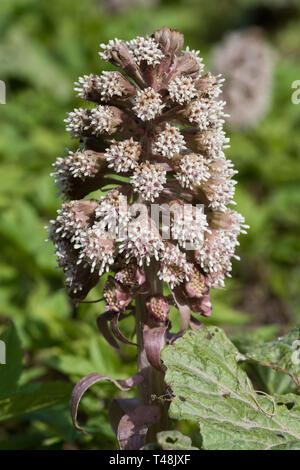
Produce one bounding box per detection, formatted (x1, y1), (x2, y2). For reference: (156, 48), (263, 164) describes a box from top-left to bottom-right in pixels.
(47, 26), (247, 449)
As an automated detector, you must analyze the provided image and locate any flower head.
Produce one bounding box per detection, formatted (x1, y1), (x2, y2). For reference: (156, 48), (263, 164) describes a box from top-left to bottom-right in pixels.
(174, 153), (210, 190)
(95, 189), (130, 236)
(105, 138), (141, 173)
(184, 98), (227, 130)
(131, 162), (166, 202)
(90, 105), (123, 135)
(99, 38), (124, 62)
(152, 123), (186, 158)
(200, 157), (238, 211)
(103, 276), (132, 312)
(212, 28), (273, 129)
(76, 223), (115, 275)
(168, 76), (197, 105)
(133, 87), (164, 121)
(170, 201), (210, 250)
(184, 264), (207, 299)
(119, 215), (163, 267)
(115, 260), (146, 287)
(48, 27), (247, 333)
(157, 243), (192, 289)
(146, 295), (170, 324)
(74, 72), (136, 102)
(64, 108), (91, 138)
(52, 150), (105, 184)
(127, 36), (164, 66)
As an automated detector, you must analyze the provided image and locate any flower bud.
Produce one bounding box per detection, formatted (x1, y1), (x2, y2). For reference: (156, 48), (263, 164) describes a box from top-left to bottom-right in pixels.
(194, 72), (223, 98)
(146, 295), (169, 324)
(208, 209), (249, 234)
(109, 42), (145, 87)
(115, 261), (146, 287)
(175, 52), (201, 77)
(153, 27), (184, 56)
(103, 276), (132, 312)
(207, 210), (235, 230)
(189, 290), (212, 317)
(75, 72), (137, 104)
(48, 199), (98, 243)
(90, 105), (126, 136)
(184, 264), (207, 299)
(110, 72), (137, 99)
(181, 128), (228, 158)
(68, 265), (100, 302)
(109, 41), (135, 68)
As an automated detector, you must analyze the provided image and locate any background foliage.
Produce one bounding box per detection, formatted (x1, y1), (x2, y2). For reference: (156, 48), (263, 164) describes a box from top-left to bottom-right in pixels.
(0, 0), (300, 449)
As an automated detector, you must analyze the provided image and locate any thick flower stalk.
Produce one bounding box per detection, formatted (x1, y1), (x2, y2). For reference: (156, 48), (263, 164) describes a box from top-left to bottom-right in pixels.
(47, 27), (247, 449)
(212, 28), (274, 129)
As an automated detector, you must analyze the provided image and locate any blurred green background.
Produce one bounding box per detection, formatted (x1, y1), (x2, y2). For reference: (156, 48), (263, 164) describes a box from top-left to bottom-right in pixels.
(0, 0), (300, 450)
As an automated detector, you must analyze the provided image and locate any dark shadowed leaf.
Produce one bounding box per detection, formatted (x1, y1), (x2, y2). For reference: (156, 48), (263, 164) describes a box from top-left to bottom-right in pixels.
(0, 381), (72, 422)
(117, 404), (160, 450)
(0, 321), (23, 400)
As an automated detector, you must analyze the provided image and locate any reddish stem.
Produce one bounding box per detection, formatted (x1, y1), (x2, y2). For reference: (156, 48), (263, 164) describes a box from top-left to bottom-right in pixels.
(135, 261), (171, 443)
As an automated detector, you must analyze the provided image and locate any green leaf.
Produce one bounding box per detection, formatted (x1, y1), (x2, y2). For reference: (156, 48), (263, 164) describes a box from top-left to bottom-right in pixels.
(231, 326), (298, 395)
(0, 322), (23, 399)
(0, 381), (72, 422)
(45, 354), (96, 378)
(240, 327), (300, 391)
(162, 327), (300, 450)
(156, 431), (199, 450)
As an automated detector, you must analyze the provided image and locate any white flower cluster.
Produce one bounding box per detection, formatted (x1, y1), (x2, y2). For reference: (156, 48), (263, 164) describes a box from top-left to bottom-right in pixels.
(74, 72), (125, 101)
(90, 106), (117, 135)
(184, 46), (204, 70)
(157, 244), (192, 289)
(105, 138), (141, 173)
(195, 209), (249, 287)
(133, 87), (164, 121)
(152, 123), (186, 158)
(74, 74), (101, 100)
(194, 128), (230, 158)
(168, 76), (197, 105)
(196, 229), (237, 288)
(186, 98), (227, 131)
(119, 217), (164, 267)
(95, 190), (130, 236)
(99, 38), (123, 61)
(52, 150), (101, 183)
(175, 153), (210, 189)
(171, 204), (210, 250)
(203, 157), (238, 211)
(47, 200), (96, 243)
(127, 36), (164, 65)
(75, 223), (115, 275)
(64, 108), (90, 138)
(131, 162), (166, 202)
(49, 27), (247, 311)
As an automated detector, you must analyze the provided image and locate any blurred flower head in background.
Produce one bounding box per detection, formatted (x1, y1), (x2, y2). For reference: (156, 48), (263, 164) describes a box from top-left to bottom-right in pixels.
(212, 28), (274, 129)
